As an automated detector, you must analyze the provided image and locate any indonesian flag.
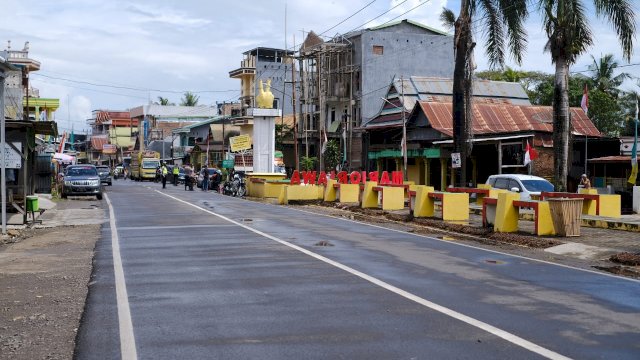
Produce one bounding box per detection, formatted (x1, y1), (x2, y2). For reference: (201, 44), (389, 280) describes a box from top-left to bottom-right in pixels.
(581, 84), (589, 115)
(524, 140), (538, 166)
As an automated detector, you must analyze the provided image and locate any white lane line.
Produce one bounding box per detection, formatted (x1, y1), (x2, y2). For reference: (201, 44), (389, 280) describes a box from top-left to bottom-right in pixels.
(156, 190), (571, 360)
(105, 194), (138, 360)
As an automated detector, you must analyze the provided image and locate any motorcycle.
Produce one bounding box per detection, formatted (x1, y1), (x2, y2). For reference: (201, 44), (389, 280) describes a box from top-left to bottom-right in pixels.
(184, 169), (195, 191)
(232, 172), (246, 197)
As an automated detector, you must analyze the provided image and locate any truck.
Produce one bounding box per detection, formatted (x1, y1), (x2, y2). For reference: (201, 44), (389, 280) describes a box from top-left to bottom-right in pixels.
(130, 150), (161, 181)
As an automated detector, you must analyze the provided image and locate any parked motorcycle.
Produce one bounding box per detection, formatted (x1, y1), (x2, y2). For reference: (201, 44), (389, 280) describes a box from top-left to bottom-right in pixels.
(232, 172), (246, 197)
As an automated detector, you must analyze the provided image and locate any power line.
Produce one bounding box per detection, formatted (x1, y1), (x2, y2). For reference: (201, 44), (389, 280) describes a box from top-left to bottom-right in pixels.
(30, 73), (238, 94)
(318, 0), (378, 37)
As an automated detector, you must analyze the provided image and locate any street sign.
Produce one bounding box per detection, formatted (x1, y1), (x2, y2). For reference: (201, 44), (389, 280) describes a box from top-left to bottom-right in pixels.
(451, 152), (461, 168)
(3, 142), (22, 169)
(222, 159), (234, 169)
(103, 144), (117, 155)
(229, 134), (252, 152)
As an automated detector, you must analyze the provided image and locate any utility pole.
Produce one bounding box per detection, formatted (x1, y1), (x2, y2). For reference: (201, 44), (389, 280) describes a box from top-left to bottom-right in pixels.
(292, 35), (299, 171)
(401, 75), (407, 181)
(1, 66), (7, 235)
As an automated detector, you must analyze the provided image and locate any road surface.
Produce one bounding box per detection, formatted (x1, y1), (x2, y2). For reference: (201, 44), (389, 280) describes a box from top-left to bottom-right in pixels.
(75, 180), (640, 359)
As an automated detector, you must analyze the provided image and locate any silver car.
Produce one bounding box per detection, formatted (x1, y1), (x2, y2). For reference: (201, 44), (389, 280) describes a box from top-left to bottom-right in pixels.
(62, 165), (103, 200)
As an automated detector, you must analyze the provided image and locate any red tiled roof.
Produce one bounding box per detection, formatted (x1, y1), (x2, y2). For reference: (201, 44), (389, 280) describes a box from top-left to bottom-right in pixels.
(91, 136), (108, 150)
(588, 156), (630, 163)
(418, 101), (601, 137)
(96, 111), (131, 125)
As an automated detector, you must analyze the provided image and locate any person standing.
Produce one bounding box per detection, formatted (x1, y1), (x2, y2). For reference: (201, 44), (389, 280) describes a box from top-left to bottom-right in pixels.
(161, 163), (168, 189)
(173, 165), (179, 186)
(202, 168), (209, 192)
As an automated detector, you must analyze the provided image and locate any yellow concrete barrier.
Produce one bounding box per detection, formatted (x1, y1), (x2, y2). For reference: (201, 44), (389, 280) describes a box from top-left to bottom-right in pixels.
(324, 179), (338, 202)
(279, 185), (322, 204)
(361, 182), (378, 208)
(381, 187), (404, 211)
(442, 193), (469, 221)
(534, 201), (556, 236)
(338, 183), (360, 203)
(265, 182), (287, 198)
(494, 192), (520, 233)
(413, 186), (436, 218)
(598, 194), (621, 218)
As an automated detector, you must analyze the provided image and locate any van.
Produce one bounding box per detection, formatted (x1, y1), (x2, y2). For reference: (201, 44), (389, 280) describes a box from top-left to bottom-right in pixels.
(486, 174), (554, 200)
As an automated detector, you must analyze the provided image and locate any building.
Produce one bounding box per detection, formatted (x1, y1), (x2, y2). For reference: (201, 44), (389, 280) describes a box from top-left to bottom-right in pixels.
(217, 101), (241, 117)
(365, 77), (607, 190)
(298, 19), (455, 170)
(87, 110), (136, 165)
(229, 47), (296, 119)
(2, 41), (41, 121)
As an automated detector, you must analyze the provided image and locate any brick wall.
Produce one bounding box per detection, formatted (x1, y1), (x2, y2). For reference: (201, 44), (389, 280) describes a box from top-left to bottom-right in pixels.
(532, 147), (554, 180)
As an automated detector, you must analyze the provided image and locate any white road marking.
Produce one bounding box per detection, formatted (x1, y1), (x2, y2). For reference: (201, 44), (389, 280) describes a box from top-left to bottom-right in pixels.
(105, 194), (138, 360)
(156, 190), (571, 360)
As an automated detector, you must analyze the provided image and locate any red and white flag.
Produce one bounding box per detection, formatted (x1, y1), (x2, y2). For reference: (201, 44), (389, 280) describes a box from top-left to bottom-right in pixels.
(524, 140), (538, 166)
(581, 84), (589, 115)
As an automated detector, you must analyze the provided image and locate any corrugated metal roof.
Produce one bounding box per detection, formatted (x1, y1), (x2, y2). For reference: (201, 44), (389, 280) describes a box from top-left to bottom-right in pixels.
(418, 101), (601, 137)
(91, 136), (108, 150)
(129, 105), (219, 118)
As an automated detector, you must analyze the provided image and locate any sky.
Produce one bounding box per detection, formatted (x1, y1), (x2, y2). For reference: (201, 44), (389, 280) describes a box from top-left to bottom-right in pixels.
(2, 0), (639, 133)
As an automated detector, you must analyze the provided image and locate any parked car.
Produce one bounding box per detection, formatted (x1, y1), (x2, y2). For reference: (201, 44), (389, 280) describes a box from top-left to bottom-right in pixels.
(62, 165), (103, 200)
(96, 165), (112, 186)
(486, 174), (554, 200)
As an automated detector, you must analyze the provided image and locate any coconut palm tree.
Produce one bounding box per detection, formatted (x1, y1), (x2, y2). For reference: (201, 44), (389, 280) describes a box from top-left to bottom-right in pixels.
(156, 96), (174, 106)
(441, 0), (528, 186)
(540, 0), (635, 191)
(588, 53), (631, 97)
(180, 92), (199, 106)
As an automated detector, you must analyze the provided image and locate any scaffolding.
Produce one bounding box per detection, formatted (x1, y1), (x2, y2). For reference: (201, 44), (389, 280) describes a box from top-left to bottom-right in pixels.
(298, 32), (355, 171)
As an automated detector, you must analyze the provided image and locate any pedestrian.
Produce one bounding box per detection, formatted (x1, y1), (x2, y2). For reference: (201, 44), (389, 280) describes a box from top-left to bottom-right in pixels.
(161, 163), (168, 189)
(579, 174), (591, 189)
(173, 165), (179, 186)
(202, 168), (209, 191)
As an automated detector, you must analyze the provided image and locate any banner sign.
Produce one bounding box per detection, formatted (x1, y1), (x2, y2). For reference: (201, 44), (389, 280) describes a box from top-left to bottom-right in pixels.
(229, 135), (252, 152)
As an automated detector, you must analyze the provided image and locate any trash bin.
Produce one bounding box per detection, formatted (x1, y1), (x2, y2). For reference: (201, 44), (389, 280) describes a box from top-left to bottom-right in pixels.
(548, 198), (583, 237)
(26, 196), (39, 212)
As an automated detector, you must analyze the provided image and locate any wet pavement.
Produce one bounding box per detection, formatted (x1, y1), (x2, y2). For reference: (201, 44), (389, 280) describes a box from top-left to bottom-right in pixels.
(74, 180), (640, 359)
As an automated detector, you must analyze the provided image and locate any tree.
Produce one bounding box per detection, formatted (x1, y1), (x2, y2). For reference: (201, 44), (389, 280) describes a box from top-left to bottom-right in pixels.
(155, 96), (174, 106)
(588, 89), (623, 136)
(300, 156), (316, 171)
(180, 92), (199, 106)
(323, 140), (342, 172)
(587, 53), (630, 97)
(441, 0), (528, 186)
(275, 123), (293, 150)
(538, 0), (635, 191)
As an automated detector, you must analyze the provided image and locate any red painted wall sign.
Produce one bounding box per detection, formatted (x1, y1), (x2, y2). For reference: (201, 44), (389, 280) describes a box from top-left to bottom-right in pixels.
(290, 170), (403, 185)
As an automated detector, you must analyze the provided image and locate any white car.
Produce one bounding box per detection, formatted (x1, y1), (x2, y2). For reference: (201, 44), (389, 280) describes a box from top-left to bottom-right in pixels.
(486, 174), (554, 200)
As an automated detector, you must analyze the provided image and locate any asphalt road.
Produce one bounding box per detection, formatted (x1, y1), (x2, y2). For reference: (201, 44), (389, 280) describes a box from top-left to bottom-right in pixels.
(75, 180), (640, 360)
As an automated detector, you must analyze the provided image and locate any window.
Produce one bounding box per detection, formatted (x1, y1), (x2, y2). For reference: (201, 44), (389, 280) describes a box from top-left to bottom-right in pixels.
(494, 178), (509, 190)
(501, 142), (524, 166)
(372, 45), (384, 55)
(508, 179), (522, 192)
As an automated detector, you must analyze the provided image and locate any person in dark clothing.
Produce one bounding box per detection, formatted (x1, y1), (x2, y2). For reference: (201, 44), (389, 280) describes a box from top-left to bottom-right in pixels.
(202, 168), (209, 191)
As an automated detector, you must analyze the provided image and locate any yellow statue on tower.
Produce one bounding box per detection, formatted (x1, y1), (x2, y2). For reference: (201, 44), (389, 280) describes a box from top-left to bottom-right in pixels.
(256, 79), (275, 109)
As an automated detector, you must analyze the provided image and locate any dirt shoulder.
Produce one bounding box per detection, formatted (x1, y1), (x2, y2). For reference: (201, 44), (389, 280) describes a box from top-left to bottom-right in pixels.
(0, 224), (101, 360)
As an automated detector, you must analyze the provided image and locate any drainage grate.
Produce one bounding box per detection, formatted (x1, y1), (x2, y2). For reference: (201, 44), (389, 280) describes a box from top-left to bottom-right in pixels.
(485, 259), (505, 265)
(239, 218), (253, 222)
(314, 240), (333, 247)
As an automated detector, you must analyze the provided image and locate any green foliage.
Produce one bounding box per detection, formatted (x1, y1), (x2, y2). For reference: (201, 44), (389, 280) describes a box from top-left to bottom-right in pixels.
(275, 123), (293, 150)
(156, 96), (174, 106)
(588, 89), (623, 136)
(300, 156), (316, 171)
(588, 54), (631, 97)
(323, 140), (342, 172)
(180, 92), (199, 106)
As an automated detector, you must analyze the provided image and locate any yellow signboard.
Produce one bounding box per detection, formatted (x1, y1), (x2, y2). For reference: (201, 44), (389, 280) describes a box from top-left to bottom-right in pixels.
(229, 135), (252, 152)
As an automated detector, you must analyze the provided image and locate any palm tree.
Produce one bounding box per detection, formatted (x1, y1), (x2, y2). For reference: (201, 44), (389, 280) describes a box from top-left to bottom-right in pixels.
(441, 0), (528, 186)
(156, 96), (174, 106)
(539, 0), (635, 191)
(180, 92), (199, 106)
(588, 53), (630, 97)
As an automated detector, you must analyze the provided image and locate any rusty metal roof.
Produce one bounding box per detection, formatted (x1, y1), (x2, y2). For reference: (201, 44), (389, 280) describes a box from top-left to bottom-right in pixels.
(418, 101), (601, 138)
